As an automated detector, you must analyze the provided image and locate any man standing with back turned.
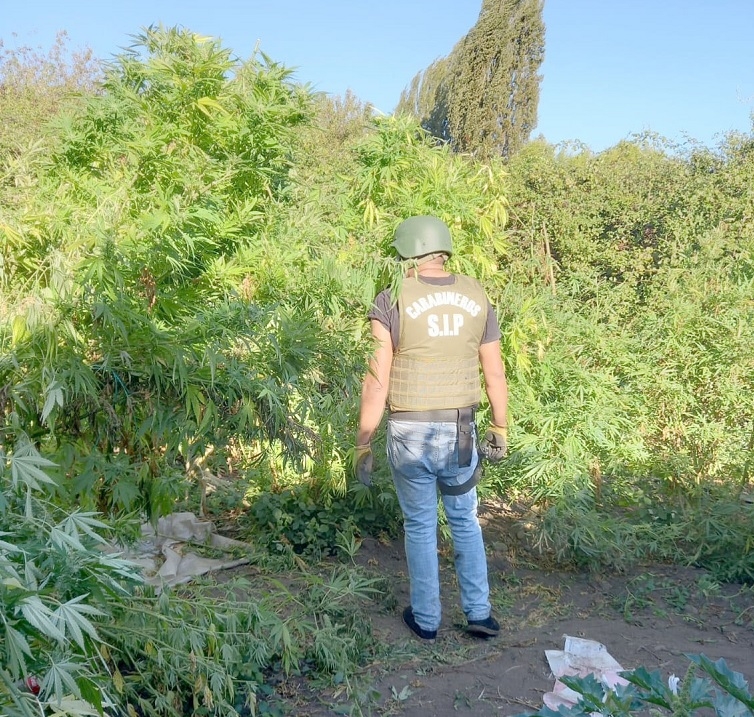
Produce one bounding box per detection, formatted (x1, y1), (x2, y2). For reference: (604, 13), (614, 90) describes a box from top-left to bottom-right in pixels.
(355, 215), (509, 641)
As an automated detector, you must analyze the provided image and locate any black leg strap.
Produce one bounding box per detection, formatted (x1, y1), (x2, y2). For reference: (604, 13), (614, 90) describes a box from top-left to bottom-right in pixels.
(439, 462), (482, 496)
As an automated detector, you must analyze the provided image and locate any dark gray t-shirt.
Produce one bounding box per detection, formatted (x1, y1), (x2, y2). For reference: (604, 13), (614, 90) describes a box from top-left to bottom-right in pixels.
(368, 275), (501, 350)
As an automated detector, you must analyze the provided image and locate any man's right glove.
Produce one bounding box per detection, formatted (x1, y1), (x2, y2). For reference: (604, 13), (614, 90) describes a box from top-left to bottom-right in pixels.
(354, 444), (374, 486)
(479, 425), (508, 463)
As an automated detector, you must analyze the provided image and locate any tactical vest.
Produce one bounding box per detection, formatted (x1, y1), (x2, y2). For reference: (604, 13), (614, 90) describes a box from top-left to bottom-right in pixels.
(388, 274), (489, 412)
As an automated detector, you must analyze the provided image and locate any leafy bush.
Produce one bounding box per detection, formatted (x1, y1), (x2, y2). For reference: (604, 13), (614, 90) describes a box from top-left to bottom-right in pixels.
(516, 654), (754, 717)
(243, 482), (402, 561)
(99, 570), (382, 717)
(0, 27), (325, 517)
(1, 441), (386, 716)
(0, 440), (142, 716)
(531, 481), (754, 582)
(498, 131), (754, 581)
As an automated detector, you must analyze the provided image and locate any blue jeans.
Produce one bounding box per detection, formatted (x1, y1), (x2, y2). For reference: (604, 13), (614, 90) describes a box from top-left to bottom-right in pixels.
(387, 419), (491, 632)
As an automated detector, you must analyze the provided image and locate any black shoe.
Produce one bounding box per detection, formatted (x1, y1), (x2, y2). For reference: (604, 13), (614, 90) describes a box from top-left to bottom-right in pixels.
(402, 606), (437, 642)
(466, 614), (500, 637)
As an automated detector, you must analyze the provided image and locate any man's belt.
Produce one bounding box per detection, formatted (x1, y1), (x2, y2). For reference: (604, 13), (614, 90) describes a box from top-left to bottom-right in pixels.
(387, 406), (475, 424)
(388, 406), (477, 481)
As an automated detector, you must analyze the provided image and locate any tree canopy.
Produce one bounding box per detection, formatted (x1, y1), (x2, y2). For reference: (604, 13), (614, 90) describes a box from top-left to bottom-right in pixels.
(396, 0), (545, 160)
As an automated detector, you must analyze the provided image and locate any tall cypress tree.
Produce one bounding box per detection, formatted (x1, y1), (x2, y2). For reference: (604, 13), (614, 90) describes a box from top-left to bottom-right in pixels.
(396, 0), (544, 161)
(396, 56), (453, 143)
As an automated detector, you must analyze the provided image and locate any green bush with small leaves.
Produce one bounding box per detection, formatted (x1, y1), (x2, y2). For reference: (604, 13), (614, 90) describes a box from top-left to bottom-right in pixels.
(243, 482), (402, 560)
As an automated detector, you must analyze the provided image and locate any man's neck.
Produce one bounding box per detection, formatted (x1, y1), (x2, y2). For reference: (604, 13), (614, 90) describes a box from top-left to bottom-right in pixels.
(417, 267), (451, 278)
(410, 257), (450, 279)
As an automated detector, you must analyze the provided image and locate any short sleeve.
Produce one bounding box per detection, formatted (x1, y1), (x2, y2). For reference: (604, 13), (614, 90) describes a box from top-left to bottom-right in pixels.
(367, 289), (399, 349)
(481, 301), (501, 344)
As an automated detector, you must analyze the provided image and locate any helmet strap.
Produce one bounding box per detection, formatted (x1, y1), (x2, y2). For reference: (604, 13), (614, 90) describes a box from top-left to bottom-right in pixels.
(415, 252), (448, 266)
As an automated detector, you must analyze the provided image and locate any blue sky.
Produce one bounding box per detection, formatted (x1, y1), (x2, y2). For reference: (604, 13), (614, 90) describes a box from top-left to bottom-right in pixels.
(3, 1), (753, 152)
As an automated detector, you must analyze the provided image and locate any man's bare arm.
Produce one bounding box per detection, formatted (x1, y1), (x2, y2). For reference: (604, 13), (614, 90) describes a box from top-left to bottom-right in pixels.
(479, 340), (508, 428)
(356, 320), (393, 445)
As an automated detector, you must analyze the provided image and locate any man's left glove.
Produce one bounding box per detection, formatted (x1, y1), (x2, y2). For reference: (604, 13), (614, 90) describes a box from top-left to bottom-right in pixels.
(354, 444), (374, 486)
(478, 425), (508, 463)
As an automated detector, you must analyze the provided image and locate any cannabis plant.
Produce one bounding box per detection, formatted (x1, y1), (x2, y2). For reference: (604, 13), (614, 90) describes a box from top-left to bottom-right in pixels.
(1, 441), (386, 716)
(1, 440), (141, 716)
(1, 26), (322, 517)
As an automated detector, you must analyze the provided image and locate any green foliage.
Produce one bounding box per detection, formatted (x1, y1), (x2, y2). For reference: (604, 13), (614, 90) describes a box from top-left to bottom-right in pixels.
(100, 569), (382, 717)
(344, 114), (509, 280)
(498, 131), (754, 580)
(635, 232), (754, 489)
(0, 26), (324, 517)
(397, 0), (545, 160)
(0, 31), (100, 157)
(0, 441), (386, 716)
(489, 288), (649, 503)
(534, 491), (684, 572)
(531, 485), (754, 582)
(243, 482), (401, 561)
(0, 440), (142, 716)
(394, 55), (453, 143)
(682, 494), (754, 583)
(515, 655), (754, 717)
(447, 0), (544, 159)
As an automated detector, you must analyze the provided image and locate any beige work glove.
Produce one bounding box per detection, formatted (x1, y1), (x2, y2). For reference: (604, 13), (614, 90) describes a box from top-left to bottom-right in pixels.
(479, 424), (508, 463)
(353, 444), (374, 486)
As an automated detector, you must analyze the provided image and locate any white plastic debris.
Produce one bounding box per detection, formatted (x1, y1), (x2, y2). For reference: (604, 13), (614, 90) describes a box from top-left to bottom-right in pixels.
(109, 511), (252, 592)
(543, 635), (629, 711)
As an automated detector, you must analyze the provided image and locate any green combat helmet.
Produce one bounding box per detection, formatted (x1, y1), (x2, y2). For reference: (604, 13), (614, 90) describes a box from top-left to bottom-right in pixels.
(392, 215), (453, 259)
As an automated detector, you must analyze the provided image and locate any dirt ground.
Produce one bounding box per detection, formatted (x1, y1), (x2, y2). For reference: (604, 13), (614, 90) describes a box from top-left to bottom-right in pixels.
(275, 501), (754, 717)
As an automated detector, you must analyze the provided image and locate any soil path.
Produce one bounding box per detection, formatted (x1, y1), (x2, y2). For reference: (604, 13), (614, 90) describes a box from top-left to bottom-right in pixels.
(345, 545), (754, 716)
(293, 506), (754, 716)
